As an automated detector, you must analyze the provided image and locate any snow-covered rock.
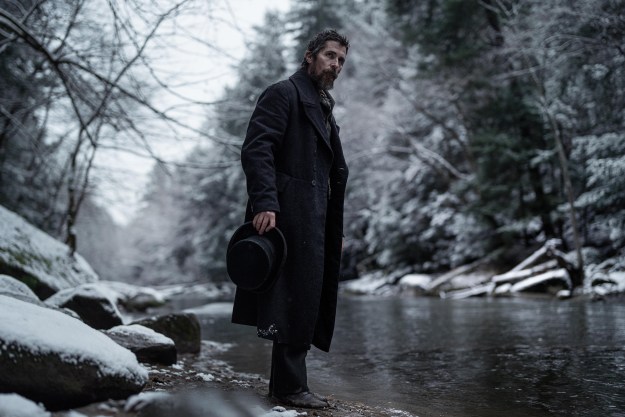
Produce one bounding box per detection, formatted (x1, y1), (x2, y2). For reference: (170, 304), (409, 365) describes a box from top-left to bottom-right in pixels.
(0, 274), (45, 306)
(105, 324), (176, 365)
(0, 393), (50, 417)
(0, 205), (98, 298)
(341, 271), (400, 296)
(132, 313), (201, 354)
(95, 281), (167, 311)
(397, 273), (431, 291)
(45, 283), (124, 329)
(0, 274), (83, 320)
(0, 295), (147, 410)
(589, 270), (625, 298)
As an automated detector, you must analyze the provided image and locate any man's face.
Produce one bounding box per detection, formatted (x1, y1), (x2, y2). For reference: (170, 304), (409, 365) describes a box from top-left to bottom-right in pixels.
(306, 40), (347, 90)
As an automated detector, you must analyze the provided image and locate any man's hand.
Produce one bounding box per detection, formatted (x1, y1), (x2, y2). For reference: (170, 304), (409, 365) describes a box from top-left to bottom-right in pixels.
(253, 211), (276, 235)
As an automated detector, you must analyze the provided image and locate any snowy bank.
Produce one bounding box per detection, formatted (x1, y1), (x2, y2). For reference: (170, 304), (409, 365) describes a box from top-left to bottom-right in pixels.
(341, 245), (625, 300)
(0, 205), (98, 298)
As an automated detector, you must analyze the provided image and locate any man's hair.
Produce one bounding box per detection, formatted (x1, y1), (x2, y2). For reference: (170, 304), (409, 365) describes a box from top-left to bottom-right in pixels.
(300, 29), (349, 68)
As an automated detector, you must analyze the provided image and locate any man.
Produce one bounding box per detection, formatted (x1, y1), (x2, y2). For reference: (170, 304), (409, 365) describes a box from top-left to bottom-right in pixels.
(231, 29), (349, 409)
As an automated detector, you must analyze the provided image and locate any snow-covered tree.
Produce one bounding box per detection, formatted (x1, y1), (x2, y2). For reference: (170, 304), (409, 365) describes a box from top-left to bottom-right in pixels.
(120, 12), (290, 284)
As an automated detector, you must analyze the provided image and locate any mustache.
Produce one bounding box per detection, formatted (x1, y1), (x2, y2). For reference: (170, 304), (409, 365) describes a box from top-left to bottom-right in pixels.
(322, 69), (338, 79)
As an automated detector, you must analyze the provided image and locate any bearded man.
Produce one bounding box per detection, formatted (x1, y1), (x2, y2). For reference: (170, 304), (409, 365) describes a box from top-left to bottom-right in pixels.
(231, 29), (349, 409)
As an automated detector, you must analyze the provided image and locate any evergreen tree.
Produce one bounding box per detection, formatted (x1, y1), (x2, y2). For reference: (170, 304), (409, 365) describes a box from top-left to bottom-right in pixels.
(288, 0), (345, 60)
(216, 12), (289, 137)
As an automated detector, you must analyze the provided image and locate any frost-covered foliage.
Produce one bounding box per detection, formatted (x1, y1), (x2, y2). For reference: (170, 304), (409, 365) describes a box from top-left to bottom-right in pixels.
(571, 133), (625, 257)
(357, 0), (625, 276)
(123, 0), (624, 284)
(337, 3), (489, 273)
(119, 13), (289, 284)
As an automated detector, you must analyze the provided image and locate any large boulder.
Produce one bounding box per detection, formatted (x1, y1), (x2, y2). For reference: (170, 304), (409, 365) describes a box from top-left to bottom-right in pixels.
(105, 324), (177, 365)
(45, 283), (124, 329)
(133, 313), (201, 354)
(0, 295), (147, 410)
(0, 206), (98, 299)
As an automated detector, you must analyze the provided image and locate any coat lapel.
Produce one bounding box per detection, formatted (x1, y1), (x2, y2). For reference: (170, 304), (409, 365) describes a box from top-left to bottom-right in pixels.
(289, 69), (333, 151)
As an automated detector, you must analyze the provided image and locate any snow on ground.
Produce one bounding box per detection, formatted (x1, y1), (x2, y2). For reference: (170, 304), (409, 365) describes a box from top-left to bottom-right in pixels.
(0, 393), (50, 417)
(397, 273), (431, 290)
(196, 372), (215, 382)
(608, 271), (625, 291)
(589, 270), (625, 297)
(0, 295), (147, 383)
(256, 406), (307, 416)
(0, 205), (98, 291)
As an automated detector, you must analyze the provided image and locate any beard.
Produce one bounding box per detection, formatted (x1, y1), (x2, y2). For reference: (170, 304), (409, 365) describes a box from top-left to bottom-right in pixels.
(309, 68), (337, 90)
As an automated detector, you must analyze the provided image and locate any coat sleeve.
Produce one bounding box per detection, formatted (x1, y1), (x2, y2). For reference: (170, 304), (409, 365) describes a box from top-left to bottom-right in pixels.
(241, 82), (290, 214)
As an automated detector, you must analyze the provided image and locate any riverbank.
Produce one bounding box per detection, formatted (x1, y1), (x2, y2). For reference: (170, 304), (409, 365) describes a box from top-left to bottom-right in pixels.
(53, 340), (418, 417)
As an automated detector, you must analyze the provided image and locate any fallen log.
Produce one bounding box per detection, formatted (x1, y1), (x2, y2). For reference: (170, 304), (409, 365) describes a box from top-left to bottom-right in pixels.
(510, 268), (571, 293)
(426, 253), (499, 293)
(507, 239), (561, 272)
(492, 260), (559, 284)
(441, 282), (496, 300)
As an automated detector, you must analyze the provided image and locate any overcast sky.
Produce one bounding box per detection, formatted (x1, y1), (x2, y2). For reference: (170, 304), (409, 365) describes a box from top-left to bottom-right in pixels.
(96, 0), (291, 225)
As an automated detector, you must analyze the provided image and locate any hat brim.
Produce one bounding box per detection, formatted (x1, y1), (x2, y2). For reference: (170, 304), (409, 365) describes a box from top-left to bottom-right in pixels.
(226, 222), (287, 292)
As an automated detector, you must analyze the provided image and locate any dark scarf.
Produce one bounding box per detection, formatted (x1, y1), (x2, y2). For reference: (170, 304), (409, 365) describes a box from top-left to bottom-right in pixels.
(319, 89), (334, 135)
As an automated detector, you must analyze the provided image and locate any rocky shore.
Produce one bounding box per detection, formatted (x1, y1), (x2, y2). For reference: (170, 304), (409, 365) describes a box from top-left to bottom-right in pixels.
(1, 282), (417, 417)
(0, 206), (415, 417)
(51, 340), (417, 417)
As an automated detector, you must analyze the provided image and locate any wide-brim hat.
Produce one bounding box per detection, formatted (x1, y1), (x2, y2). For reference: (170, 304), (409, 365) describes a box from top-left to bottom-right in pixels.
(226, 222), (287, 293)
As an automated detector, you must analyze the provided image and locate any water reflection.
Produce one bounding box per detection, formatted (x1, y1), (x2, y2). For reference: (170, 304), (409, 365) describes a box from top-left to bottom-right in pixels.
(197, 296), (625, 417)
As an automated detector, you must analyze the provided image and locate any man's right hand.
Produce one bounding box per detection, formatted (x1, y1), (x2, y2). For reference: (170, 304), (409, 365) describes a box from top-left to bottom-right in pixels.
(253, 211), (276, 235)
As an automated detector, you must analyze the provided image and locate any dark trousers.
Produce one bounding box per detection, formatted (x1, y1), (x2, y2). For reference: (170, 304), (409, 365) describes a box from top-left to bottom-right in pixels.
(269, 342), (310, 396)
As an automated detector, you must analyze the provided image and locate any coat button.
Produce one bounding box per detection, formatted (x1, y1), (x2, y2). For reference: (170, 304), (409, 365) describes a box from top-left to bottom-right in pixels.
(311, 180), (316, 186)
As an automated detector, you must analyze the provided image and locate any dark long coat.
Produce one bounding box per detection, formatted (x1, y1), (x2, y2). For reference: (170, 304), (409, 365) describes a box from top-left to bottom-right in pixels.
(231, 67), (349, 352)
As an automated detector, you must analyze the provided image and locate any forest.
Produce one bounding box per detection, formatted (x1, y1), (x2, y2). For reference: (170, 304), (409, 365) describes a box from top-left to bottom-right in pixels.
(1, 0), (624, 289)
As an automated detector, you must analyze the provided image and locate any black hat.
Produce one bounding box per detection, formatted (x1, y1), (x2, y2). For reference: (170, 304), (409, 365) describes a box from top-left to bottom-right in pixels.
(226, 222), (287, 293)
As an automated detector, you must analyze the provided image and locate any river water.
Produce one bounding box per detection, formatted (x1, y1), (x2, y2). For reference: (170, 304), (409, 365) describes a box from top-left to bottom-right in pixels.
(195, 295), (625, 417)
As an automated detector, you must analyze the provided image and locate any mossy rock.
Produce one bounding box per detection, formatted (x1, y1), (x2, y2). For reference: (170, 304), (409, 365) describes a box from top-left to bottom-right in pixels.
(133, 313), (201, 354)
(0, 206), (99, 299)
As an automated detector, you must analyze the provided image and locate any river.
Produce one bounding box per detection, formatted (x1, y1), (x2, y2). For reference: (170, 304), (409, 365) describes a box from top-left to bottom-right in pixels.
(193, 295), (625, 417)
